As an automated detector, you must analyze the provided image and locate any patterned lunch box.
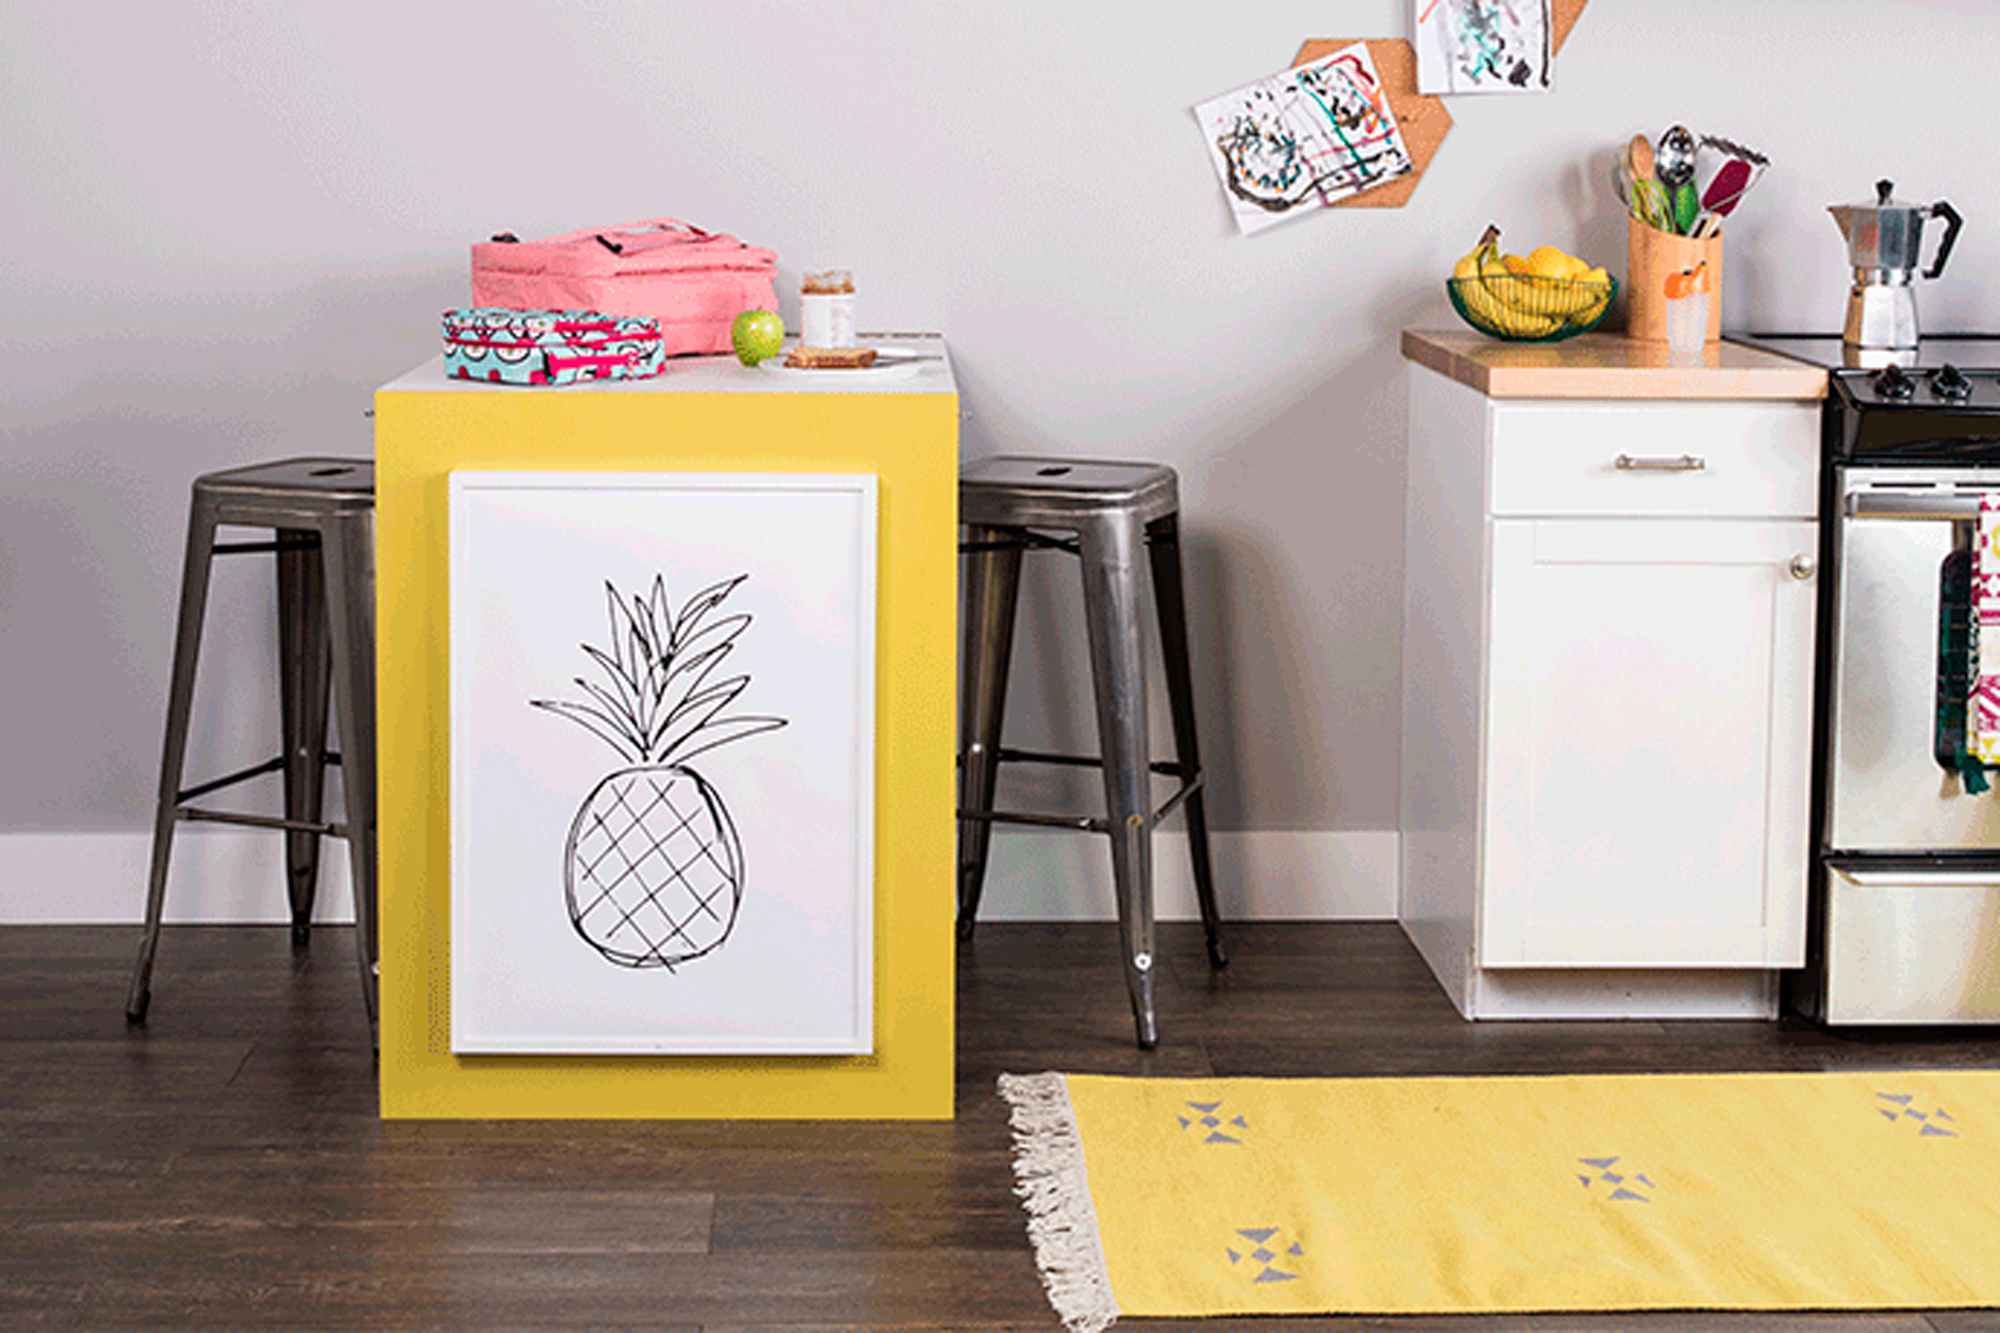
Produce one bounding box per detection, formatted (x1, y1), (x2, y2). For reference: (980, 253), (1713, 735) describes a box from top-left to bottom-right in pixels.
(441, 308), (664, 385)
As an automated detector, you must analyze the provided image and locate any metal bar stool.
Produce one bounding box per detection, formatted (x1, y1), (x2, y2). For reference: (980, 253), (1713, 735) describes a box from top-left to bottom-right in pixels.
(125, 458), (378, 1040)
(957, 456), (1227, 1048)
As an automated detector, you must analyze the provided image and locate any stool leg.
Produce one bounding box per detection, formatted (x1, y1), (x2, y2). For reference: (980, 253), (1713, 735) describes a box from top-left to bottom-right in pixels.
(275, 529), (332, 949)
(1147, 514), (1227, 969)
(957, 525), (1023, 941)
(127, 495), (220, 1023)
(1078, 512), (1159, 1049)
(321, 511), (379, 1045)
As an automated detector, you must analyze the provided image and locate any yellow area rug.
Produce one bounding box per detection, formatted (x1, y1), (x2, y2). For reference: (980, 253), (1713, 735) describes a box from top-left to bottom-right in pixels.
(999, 1069), (2000, 1332)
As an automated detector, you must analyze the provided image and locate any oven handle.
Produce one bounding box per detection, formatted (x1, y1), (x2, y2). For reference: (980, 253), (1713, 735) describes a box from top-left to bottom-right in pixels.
(1845, 491), (2000, 520)
(1615, 453), (1705, 472)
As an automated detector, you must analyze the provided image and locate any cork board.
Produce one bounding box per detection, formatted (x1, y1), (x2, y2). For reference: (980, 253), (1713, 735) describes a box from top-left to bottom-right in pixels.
(1293, 3), (1587, 208)
(1292, 39), (1450, 209)
(1553, 0), (1590, 52)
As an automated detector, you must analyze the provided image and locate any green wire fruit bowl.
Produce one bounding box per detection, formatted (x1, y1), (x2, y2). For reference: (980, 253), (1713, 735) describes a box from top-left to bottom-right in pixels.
(1446, 273), (1617, 343)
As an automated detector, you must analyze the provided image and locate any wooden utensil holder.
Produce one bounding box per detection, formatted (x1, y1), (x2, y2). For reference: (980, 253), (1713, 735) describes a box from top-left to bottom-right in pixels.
(1627, 215), (1723, 344)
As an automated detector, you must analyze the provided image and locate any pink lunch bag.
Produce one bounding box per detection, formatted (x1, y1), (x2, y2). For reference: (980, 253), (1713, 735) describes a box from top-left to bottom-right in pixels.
(470, 219), (778, 358)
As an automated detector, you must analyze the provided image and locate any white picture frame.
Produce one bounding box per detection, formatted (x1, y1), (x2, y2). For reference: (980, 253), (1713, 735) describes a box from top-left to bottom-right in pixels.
(448, 470), (877, 1056)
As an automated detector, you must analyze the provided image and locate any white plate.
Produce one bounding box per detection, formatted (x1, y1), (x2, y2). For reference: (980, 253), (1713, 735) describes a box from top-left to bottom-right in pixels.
(756, 348), (928, 378)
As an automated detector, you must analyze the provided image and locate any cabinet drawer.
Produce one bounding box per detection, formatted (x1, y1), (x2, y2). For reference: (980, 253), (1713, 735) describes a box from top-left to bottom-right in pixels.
(1489, 400), (1819, 518)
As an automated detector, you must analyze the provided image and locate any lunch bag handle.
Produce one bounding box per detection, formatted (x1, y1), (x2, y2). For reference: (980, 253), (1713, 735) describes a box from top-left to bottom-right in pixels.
(570, 219), (718, 255)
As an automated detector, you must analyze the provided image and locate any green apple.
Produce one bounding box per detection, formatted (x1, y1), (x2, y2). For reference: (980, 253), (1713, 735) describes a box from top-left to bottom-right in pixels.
(731, 309), (785, 365)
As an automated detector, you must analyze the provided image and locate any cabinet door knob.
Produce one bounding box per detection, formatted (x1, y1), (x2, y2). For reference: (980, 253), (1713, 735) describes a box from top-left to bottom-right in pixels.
(1788, 555), (1817, 581)
(1614, 453), (1706, 472)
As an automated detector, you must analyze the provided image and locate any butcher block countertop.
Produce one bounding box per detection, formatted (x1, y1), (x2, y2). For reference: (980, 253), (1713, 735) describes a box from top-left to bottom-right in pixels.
(1403, 329), (1828, 401)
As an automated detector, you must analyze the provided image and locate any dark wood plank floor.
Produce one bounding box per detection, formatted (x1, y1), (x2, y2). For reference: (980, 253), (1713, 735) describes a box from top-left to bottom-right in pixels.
(6, 920), (1999, 1331)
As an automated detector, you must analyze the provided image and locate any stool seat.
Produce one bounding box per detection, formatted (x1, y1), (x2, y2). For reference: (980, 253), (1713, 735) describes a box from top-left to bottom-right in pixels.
(126, 456), (379, 1045)
(960, 458), (1180, 527)
(957, 454), (1226, 1049)
(195, 457), (376, 513)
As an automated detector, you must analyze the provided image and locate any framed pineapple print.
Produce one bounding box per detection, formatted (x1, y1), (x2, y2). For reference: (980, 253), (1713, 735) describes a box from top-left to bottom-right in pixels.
(448, 471), (877, 1055)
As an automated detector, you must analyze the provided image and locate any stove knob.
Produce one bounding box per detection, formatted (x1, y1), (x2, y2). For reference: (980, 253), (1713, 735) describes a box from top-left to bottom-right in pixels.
(1874, 363), (1916, 400)
(1933, 363), (1974, 401)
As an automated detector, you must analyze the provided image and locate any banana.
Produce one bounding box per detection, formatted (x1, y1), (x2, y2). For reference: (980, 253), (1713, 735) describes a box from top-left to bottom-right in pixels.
(1454, 229), (1612, 336)
(1450, 224), (1499, 283)
(1524, 274), (1603, 320)
(1453, 225), (1559, 338)
(1575, 265), (1614, 324)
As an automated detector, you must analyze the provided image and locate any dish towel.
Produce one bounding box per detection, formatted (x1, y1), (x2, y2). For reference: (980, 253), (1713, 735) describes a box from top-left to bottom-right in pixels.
(1970, 493), (2000, 771)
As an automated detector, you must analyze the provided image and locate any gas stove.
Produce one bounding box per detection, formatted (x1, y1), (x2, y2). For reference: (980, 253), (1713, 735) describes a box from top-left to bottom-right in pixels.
(1734, 333), (2000, 458)
(1738, 330), (2000, 1026)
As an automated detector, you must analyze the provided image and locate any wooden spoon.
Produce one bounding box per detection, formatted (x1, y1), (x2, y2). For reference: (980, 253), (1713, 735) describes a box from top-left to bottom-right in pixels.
(1627, 133), (1655, 184)
(1624, 134), (1669, 231)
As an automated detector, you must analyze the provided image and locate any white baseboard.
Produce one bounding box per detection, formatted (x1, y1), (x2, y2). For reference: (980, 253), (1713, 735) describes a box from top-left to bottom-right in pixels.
(0, 829), (355, 924)
(0, 828), (1392, 925)
(970, 827), (1397, 922)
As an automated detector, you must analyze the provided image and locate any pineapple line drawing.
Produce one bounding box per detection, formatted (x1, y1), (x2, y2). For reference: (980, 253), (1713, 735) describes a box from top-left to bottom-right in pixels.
(531, 572), (786, 970)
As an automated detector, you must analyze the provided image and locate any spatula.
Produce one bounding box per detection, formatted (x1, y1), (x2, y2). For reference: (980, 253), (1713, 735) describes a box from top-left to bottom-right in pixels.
(1702, 160), (1753, 216)
(1696, 135), (1769, 218)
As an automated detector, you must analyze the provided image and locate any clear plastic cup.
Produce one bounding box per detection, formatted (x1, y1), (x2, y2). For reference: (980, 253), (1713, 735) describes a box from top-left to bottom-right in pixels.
(1663, 262), (1710, 356)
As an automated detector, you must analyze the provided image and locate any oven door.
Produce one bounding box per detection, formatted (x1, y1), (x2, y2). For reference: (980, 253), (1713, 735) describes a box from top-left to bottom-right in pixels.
(1820, 858), (2000, 1023)
(1826, 468), (2000, 854)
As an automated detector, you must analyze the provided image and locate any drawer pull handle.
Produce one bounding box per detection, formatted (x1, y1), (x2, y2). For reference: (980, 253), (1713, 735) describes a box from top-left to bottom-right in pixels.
(1615, 453), (1706, 472)
(1789, 555), (1817, 581)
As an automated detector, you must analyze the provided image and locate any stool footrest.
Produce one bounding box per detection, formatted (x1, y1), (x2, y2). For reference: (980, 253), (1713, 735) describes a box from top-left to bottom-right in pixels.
(959, 770), (1205, 835)
(178, 806), (347, 839)
(959, 530), (1078, 557)
(994, 745), (1189, 779)
(962, 807), (1103, 833)
(212, 536), (321, 557)
(176, 752), (341, 805)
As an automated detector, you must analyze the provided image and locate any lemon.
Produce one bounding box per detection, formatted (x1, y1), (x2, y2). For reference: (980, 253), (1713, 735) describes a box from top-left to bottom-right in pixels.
(1525, 245), (1588, 280)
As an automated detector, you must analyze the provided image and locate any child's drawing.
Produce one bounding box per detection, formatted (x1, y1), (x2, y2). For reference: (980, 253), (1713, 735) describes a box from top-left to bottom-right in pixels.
(1415, 0), (1552, 95)
(1195, 42), (1413, 236)
(531, 573), (786, 971)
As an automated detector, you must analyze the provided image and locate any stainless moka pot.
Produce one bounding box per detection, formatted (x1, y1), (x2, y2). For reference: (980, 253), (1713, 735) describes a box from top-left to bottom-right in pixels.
(1829, 180), (1962, 348)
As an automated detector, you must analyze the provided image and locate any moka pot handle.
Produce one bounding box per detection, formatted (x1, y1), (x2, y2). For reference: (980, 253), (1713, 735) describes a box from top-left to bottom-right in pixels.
(1925, 200), (1962, 280)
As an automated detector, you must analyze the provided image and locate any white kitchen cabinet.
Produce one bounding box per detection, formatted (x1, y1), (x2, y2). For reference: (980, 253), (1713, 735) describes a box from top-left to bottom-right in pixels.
(1399, 334), (1825, 1019)
(1483, 517), (1817, 967)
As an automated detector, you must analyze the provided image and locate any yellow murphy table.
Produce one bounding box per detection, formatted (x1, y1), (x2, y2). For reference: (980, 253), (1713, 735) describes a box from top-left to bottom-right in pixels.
(372, 338), (958, 1118)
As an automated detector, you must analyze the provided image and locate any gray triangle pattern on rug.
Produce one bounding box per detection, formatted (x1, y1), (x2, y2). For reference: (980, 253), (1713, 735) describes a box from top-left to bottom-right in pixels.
(1179, 1100), (1248, 1145)
(1577, 1156), (1654, 1202)
(1878, 1091), (1959, 1137)
(1230, 1228), (1303, 1283)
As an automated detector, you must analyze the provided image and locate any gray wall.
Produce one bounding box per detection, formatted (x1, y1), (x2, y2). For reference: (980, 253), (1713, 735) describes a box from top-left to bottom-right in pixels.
(4, 2), (1997, 857)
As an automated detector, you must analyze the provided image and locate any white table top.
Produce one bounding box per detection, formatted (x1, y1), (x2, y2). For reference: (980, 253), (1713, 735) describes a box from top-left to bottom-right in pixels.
(382, 334), (955, 396)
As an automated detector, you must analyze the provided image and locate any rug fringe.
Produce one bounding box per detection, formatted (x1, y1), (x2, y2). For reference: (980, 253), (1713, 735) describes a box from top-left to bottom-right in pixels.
(998, 1072), (1120, 1333)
